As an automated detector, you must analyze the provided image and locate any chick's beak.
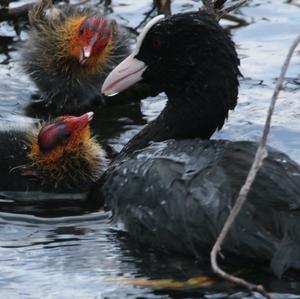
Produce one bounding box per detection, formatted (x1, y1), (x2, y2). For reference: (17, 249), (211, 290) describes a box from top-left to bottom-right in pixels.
(64, 112), (94, 131)
(101, 54), (146, 96)
(79, 45), (93, 64)
(79, 19), (112, 65)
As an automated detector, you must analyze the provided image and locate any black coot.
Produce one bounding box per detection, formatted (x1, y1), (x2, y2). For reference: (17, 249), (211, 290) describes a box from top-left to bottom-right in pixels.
(91, 12), (300, 277)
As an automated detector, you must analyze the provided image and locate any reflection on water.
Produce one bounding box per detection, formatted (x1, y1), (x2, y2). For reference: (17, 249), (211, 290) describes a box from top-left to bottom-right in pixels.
(0, 0), (300, 298)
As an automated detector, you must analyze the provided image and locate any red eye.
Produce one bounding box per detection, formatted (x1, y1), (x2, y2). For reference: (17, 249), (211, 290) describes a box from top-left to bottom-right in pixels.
(153, 37), (161, 49)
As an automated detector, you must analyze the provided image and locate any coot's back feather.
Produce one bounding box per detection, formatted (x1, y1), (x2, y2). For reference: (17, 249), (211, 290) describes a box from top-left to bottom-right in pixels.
(100, 140), (300, 277)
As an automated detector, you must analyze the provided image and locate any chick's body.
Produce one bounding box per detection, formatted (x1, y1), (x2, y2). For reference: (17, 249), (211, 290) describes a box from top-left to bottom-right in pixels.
(22, 2), (129, 112)
(0, 113), (106, 193)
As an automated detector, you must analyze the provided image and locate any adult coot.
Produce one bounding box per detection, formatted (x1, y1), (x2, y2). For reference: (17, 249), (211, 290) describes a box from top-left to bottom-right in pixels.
(93, 12), (300, 277)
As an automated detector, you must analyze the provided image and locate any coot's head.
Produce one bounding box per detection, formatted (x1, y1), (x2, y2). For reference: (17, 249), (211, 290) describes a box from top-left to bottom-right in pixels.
(69, 16), (112, 65)
(102, 11), (240, 104)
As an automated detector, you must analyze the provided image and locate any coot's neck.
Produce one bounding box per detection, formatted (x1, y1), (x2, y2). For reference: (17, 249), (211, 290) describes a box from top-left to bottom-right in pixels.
(122, 76), (233, 155)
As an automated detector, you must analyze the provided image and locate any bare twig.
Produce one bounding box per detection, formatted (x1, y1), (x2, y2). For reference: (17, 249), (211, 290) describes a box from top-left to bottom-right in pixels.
(0, 0), (9, 8)
(100, 0), (112, 13)
(222, 14), (248, 27)
(211, 35), (300, 299)
(134, 0), (172, 31)
(134, 4), (156, 31)
(214, 0), (227, 9)
(202, 0), (217, 17)
(219, 0), (248, 19)
(73, 0), (91, 7)
(154, 0), (171, 16)
(123, 25), (139, 36)
(0, 0), (65, 23)
(201, 0), (249, 24)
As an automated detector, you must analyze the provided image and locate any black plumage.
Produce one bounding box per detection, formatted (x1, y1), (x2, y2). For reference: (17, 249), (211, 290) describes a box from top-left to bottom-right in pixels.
(122, 12), (240, 153)
(0, 130), (34, 191)
(98, 140), (300, 277)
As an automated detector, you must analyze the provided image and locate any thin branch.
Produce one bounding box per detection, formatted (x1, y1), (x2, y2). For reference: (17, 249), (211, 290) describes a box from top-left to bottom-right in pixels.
(201, 0), (217, 17)
(0, 0), (81, 24)
(222, 14), (248, 27)
(123, 25), (138, 36)
(0, 0), (102, 32)
(0, 0), (9, 8)
(201, 0), (249, 23)
(73, 0), (92, 7)
(99, 0), (113, 13)
(219, 0), (248, 19)
(134, 0), (172, 32)
(211, 35), (300, 299)
(155, 0), (171, 16)
(134, 4), (156, 31)
(214, 0), (227, 9)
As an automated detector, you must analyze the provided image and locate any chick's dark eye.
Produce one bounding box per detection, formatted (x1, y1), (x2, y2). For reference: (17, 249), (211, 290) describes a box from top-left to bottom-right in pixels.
(61, 131), (72, 143)
(38, 124), (72, 153)
(55, 126), (72, 146)
(79, 26), (84, 36)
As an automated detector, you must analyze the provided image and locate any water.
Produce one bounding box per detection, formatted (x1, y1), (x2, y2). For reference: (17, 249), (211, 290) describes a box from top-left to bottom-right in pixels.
(0, 0), (300, 298)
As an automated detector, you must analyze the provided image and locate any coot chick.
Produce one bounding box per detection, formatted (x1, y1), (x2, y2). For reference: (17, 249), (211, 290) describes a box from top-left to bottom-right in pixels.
(22, 0), (129, 112)
(93, 12), (300, 277)
(0, 112), (106, 192)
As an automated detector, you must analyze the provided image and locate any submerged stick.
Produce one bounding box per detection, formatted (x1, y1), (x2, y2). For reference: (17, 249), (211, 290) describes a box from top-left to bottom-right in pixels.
(105, 275), (214, 289)
(210, 35), (300, 299)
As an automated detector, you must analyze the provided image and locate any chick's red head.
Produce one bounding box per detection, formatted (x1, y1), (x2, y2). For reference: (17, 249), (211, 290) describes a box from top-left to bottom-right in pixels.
(76, 16), (112, 65)
(38, 112), (94, 155)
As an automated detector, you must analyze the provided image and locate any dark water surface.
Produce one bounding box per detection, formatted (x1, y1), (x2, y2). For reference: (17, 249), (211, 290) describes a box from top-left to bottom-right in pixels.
(0, 0), (300, 298)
